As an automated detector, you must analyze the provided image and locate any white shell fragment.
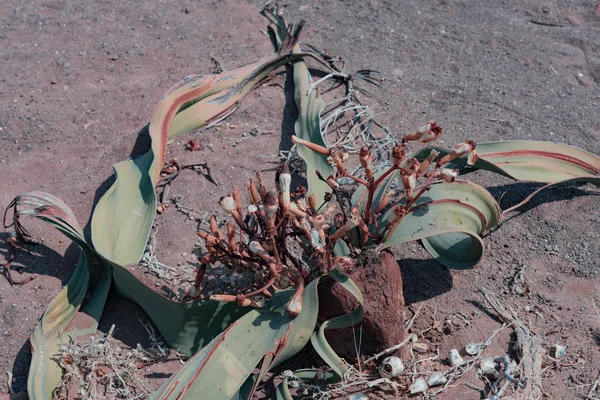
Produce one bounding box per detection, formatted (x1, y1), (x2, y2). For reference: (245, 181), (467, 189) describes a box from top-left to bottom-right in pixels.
(379, 356), (405, 378)
(480, 356), (500, 379)
(465, 342), (484, 355)
(427, 372), (448, 386)
(412, 342), (429, 353)
(409, 377), (429, 394)
(553, 344), (566, 359)
(278, 275), (290, 289)
(448, 349), (464, 367)
(350, 395), (369, 400)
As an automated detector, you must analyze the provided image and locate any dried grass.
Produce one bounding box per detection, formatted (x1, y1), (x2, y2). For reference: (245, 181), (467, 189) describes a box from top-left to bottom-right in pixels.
(54, 322), (168, 400)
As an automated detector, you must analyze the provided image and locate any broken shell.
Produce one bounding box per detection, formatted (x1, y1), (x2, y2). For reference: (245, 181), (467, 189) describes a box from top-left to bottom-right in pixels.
(480, 356), (500, 379)
(427, 372), (447, 386)
(448, 349), (464, 367)
(278, 275), (290, 289)
(248, 241), (266, 256)
(250, 297), (267, 308)
(379, 356), (404, 379)
(465, 342), (484, 355)
(440, 168), (459, 182)
(229, 272), (241, 288)
(219, 196), (237, 212)
(412, 342), (429, 353)
(409, 377), (429, 394)
(350, 395), (368, 400)
(310, 230), (325, 249)
(552, 344), (566, 359)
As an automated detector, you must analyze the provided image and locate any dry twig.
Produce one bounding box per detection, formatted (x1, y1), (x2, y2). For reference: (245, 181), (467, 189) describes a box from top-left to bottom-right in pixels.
(478, 287), (545, 400)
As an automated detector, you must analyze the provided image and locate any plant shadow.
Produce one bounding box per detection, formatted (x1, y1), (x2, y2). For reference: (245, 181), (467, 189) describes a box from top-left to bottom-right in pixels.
(0, 231), (79, 287)
(399, 258), (453, 305)
(278, 65), (297, 154)
(82, 124), (151, 241)
(485, 180), (599, 227)
(10, 341), (31, 394)
(96, 290), (161, 349)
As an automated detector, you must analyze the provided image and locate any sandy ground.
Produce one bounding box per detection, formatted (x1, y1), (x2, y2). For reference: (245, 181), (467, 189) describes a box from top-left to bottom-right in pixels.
(1, 0), (599, 398)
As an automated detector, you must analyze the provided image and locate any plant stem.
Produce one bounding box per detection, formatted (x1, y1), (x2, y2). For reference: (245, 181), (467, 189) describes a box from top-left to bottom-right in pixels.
(241, 277), (276, 299)
(343, 172), (369, 187)
(363, 165), (399, 224)
(403, 169), (438, 210)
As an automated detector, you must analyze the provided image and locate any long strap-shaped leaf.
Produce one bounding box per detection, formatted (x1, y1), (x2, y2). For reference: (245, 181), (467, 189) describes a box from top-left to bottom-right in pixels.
(266, 10), (334, 201)
(275, 369), (338, 400)
(310, 268), (364, 381)
(91, 24), (313, 265)
(412, 140), (600, 184)
(151, 281), (322, 400)
(274, 268), (363, 399)
(474, 141), (599, 181)
(6, 193), (112, 399)
(10, 22), (330, 399)
(8, 192), (257, 398)
(379, 181), (501, 269)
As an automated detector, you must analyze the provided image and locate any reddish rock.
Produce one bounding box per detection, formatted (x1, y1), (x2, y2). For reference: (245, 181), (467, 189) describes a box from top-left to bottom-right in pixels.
(318, 249), (409, 362)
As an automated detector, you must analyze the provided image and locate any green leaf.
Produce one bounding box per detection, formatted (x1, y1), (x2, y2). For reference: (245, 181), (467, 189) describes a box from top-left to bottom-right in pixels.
(151, 278), (321, 400)
(7, 192), (111, 399)
(266, 10), (334, 201)
(379, 181), (501, 269)
(475, 141), (600, 182)
(111, 264), (249, 357)
(151, 290), (295, 400)
(275, 369), (338, 400)
(292, 59), (333, 201)
(412, 140), (600, 182)
(502, 175), (600, 214)
(272, 279), (321, 368)
(7, 192), (251, 398)
(91, 33), (313, 265)
(275, 377), (293, 400)
(411, 140), (600, 214)
(310, 268), (364, 381)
